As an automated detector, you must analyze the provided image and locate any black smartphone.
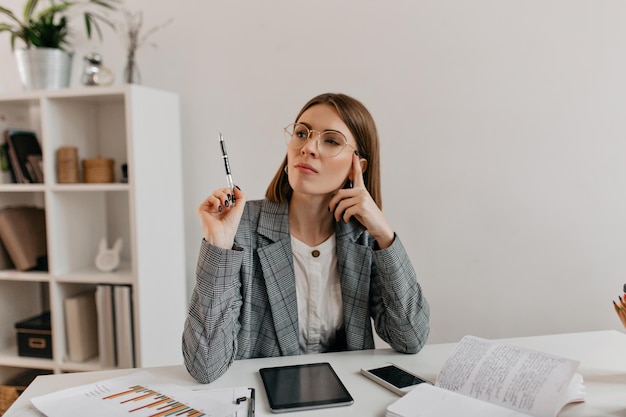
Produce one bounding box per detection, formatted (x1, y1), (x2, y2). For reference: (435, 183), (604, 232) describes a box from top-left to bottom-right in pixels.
(361, 363), (432, 396)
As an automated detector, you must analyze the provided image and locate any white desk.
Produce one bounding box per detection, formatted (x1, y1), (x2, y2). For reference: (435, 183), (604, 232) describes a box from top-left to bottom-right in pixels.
(5, 330), (626, 416)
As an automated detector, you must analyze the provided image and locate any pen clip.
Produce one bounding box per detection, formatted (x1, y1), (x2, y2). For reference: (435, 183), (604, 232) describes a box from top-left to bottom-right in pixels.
(219, 132), (228, 158)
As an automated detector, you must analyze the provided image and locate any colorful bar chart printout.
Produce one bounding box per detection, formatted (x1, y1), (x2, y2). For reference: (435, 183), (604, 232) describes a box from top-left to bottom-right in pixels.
(31, 371), (251, 417)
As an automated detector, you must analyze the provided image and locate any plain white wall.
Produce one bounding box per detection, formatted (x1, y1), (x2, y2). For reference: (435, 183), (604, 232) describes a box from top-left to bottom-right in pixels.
(1, 0), (625, 344)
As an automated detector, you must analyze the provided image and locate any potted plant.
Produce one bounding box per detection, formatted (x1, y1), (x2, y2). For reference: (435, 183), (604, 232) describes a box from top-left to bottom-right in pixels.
(0, 0), (119, 90)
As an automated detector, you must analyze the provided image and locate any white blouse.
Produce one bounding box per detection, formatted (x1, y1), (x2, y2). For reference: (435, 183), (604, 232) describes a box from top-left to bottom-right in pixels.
(291, 233), (344, 354)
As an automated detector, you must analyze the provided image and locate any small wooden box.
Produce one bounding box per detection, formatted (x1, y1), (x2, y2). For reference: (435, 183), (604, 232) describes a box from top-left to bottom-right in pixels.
(14, 312), (52, 359)
(82, 157), (114, 183)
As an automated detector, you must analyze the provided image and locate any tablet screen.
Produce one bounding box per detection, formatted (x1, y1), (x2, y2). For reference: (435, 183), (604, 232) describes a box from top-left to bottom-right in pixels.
(259, 362), (354, 413)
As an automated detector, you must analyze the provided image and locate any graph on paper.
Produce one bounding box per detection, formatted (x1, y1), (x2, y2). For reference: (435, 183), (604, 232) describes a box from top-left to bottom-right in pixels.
(30, 371), (251, 417)
(102, 384), (206, 416)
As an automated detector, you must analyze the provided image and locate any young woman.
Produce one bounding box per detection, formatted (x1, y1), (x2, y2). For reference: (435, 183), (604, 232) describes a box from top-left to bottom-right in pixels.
(183, 93), (430, 383)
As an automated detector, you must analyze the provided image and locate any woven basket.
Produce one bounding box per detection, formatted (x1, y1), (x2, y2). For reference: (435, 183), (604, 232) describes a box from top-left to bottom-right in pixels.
(0, 385), (24, 415)
(0, 370), (44, 415)
(56, 146), (79, 183)
(83, 157), (114, 183)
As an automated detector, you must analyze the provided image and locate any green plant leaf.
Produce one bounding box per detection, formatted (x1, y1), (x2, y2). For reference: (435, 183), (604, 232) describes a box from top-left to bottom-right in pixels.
(84, 13), (92, 38)
(0, 0), (119, 50)
(23, 0), (39, 21)
(90, 0), (120, 11)
(0, 6), (22, 25)
(35, 3), (71, 22)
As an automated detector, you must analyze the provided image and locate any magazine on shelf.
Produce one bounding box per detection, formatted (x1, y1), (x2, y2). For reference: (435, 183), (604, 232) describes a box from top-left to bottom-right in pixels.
(4, 129), (42, 183)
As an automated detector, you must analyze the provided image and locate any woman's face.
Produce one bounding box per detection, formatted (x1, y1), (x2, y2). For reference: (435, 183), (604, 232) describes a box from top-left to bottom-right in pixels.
(286, 104), (357, 197)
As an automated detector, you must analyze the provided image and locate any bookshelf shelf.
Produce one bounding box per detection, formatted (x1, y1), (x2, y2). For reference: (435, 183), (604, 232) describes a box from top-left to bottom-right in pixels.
(55, 262), (134, 285)
(0, 270), (49, 282)
(0, 184), (46, 192)
(59, 357), (110, 373)
(50, 184), (130, 192)
(0, 85), (186, 382)
(0, 345), (55, 370)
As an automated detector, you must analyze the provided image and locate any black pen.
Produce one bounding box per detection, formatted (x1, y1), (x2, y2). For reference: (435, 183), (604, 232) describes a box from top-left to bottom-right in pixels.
(219, 132), (235, 203)
(248, 388), (255, 417)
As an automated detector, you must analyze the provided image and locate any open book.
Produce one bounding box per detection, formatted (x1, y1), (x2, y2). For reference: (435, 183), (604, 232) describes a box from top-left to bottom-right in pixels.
(387, 335), (585, 417)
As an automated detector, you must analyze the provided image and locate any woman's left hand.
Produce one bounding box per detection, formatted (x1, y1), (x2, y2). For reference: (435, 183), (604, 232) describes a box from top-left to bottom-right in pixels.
(328, 152), (395, 248)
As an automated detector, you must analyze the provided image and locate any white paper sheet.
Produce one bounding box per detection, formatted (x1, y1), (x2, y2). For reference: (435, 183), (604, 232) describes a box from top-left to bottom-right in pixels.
(30, 371), (251, 417)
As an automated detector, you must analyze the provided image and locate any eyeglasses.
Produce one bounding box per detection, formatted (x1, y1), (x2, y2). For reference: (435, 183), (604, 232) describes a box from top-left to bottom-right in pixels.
(283, 123), (359, 158)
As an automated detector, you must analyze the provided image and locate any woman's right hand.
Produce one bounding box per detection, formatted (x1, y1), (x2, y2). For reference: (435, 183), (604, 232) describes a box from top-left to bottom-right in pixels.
(197, 186), (246, 249)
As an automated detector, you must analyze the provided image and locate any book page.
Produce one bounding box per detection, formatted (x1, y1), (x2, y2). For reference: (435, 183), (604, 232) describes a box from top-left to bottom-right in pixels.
(435, 336), (581, 417)
(387, 383), (534, 417)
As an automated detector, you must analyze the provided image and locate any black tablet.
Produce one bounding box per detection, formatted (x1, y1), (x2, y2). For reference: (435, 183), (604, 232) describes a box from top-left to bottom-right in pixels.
(259, 362), (354, 413)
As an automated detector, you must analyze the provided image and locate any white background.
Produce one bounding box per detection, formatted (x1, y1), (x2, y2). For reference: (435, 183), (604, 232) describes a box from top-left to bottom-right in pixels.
(1, 0), (625, 344)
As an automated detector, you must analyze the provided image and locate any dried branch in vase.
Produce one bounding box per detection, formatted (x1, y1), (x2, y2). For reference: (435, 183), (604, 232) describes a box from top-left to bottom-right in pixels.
(116, 10), (173, 84)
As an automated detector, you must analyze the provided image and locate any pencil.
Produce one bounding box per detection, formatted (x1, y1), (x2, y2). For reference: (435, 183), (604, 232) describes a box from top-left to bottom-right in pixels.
(619, 307), (626, 328)
(613, 300), (626, 329)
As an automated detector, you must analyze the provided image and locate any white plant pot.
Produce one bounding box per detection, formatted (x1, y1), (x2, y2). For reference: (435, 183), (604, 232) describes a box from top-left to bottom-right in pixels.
(15, 48), (73, 90)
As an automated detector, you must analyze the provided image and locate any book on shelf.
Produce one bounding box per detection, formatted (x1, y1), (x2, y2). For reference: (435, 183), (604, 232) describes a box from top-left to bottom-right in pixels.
(4, 129), (43, 184)
(26, 154), (44, 183)
(386, 335), (585, 417)
(0, 238), (14, 270)
(0, 206), (47, 271)
(95, 284), (135, 369)
(95, 285), (116, 368)
(64, 291), (99, 362)
(114, 285), (135, 369)
(0, 143), (17, 183)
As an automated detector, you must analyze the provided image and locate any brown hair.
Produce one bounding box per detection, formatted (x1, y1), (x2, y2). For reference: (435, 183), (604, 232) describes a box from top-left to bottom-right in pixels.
(265, 93), (383, 208)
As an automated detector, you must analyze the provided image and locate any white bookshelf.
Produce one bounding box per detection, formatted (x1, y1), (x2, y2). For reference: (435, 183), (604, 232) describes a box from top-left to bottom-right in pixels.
(0, 85), (186, 381)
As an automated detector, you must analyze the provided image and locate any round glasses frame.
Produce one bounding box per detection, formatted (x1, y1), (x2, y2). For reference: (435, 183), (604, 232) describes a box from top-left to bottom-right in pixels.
(283, 123), (359, 158)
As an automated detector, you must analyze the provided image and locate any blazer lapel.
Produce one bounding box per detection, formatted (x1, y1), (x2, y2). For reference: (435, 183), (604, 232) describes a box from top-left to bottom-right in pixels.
(257, 201), (300, 356)
(336, 221), (373, 350)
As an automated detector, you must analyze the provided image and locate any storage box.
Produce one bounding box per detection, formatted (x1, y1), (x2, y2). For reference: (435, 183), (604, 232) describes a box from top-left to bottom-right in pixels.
(14, 311), (52, 359)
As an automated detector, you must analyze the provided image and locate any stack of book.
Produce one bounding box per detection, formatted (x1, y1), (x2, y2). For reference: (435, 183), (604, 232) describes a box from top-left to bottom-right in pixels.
(64, 285), (135, 368)
(3, 129), (43, 184)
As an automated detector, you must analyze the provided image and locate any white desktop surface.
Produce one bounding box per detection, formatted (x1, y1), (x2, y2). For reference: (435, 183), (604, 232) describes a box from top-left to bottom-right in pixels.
(5, 330), (626, 416)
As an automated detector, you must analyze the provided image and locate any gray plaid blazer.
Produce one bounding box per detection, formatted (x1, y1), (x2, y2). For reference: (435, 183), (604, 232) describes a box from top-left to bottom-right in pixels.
(183, 199), (429, 383)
